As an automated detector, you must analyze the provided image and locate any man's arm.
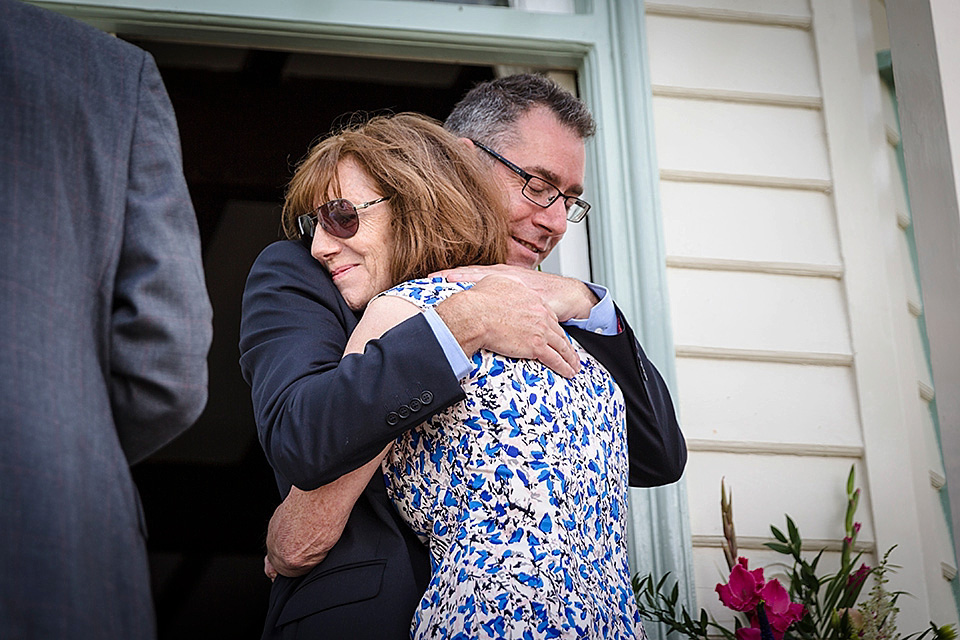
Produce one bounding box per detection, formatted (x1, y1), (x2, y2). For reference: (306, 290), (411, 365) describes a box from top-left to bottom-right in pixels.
(239, 241), (466, 491)
(111, 52), (212, 464)
(240, 244), (583, 492)
(264, 295), (421, 578)
(261, 285), (582, 578)
(437, 265), (685, 486)
(435, 264), (599, 323)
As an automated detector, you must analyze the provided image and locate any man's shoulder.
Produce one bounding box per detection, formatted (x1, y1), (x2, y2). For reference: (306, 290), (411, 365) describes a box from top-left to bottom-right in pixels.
(244, 239), (343, 307)
(4, 1), (143, 59)
(252, 239), (324, 277)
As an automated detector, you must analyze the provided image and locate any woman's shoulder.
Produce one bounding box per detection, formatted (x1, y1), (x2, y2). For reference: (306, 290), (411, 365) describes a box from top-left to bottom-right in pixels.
(376, 276), (473, 310)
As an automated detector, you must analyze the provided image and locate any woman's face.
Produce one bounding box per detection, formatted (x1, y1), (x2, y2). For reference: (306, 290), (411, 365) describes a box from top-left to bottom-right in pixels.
(310, 158), (395, 311)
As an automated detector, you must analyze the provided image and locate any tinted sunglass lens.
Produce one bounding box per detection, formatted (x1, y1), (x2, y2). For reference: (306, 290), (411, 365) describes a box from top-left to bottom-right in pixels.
(319, 199), (359, 239)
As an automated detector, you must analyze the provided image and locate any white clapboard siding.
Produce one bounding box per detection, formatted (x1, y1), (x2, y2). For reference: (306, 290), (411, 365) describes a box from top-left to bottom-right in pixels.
(646, 0), (959, 627)
(654, 97), (832, 182)
(668, 269), (852, 354)
(660, 182), (841, 268)
(648, 15), (820, 102)
(676, 358), (862, 447)
(686, 453), (872, 541)
(920, 401), (946, 481)
(868, 0), (891, 50)
(882, 87), (901, 142)
(909, 318), (935, 392)
(889, 150), (912, 229)
(647, 0), (811, 26)
(898, 232), (924, 314)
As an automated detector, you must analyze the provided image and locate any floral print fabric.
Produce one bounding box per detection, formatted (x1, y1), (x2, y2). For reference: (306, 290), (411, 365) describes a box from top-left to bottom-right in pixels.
(378, 278), (645, 640)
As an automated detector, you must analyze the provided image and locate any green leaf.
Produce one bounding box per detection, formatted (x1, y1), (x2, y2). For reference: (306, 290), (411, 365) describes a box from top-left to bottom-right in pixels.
(772, 526), (788, 543)
(787, 515), (802, 547)
(846, 464), (855, 496)
(765, 542), (793, 554)
(657, 573), (670, 592)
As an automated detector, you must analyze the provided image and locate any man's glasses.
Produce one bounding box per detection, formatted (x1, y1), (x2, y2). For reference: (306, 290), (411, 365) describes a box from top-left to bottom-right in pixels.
(471, 140), (590, 222)
(297, 196), (389, 240)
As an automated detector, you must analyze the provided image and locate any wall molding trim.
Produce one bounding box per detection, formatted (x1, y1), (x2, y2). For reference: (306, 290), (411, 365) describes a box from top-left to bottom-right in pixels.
(660, 169), (833, 192)
(666, 256), (843, 279)
(675, 345), (854, 367)
(693, 534), (874, 554)
(686, 439), (864, 458)
(645, 3), (811, 30)
(652, 85), (822, 109)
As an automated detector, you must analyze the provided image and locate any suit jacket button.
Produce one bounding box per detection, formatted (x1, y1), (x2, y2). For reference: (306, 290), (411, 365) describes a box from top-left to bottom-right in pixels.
(409, 398), (422, 412)
(386, 412), (400, 426)
(397, 405), (411, 419)
(419, 390), (434, 405)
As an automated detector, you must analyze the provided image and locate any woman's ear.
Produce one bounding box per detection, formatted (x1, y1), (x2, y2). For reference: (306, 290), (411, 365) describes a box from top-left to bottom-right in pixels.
(458, 137), (476, 150)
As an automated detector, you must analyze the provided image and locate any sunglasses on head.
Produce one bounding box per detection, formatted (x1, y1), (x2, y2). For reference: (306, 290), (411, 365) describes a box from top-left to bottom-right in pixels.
(297, 196), (389, 240)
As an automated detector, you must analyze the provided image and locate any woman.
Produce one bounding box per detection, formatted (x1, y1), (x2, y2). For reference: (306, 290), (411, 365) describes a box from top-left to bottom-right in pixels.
(243, 113), (643, 639)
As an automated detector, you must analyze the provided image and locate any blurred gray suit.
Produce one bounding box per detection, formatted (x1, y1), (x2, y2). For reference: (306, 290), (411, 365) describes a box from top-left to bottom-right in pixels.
(0, 1), (213, 637)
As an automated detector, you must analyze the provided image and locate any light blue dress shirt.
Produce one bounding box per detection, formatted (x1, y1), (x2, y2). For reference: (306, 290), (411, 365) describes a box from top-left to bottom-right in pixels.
(423, 282), (616, 380)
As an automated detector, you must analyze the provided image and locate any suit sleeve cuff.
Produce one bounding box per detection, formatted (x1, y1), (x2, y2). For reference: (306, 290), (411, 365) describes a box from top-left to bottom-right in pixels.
(422, 307), (473, 380)
(563, 282), (618, 336)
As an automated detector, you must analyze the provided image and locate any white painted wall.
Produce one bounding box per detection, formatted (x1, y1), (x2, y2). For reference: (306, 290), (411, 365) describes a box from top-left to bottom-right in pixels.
(646, 0), (959, 629)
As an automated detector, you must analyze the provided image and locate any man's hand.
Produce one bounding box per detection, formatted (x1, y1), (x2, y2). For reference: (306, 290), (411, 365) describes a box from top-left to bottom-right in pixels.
(434, 264), (598, 322)
(435, 275), (581, 378)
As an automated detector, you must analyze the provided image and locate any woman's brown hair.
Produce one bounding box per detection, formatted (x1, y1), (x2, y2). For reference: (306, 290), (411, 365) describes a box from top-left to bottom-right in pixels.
(282, 113), (509, 285)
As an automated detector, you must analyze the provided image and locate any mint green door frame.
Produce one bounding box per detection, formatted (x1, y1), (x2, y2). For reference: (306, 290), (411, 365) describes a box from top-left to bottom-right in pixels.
(33, 0), (694, 623)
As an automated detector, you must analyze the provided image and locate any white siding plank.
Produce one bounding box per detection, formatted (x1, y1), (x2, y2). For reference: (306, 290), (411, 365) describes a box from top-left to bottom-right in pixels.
(920, 400), (946, 479)
(653, 97), (832, 180)
(647, 0), (811, 21)
(888, 145), (911, 225)
(648, 15), (820, 98)
(899, 231), (923, 311)
(660, 181), (841, 266)
(668, 269), (853, 354)
(910, 318), (935, 390)
(675, 358), (862, 446)
(686, 452), (873, 542)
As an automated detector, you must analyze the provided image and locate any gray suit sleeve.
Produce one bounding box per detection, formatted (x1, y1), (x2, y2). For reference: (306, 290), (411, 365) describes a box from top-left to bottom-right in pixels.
(109, 52), (213, 464)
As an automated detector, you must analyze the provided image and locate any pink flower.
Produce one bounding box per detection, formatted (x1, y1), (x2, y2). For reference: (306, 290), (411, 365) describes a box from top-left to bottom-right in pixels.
(853, 522), (862, 534)
(736, 627), (762, 640)
(716, 558), (764, 611)
(848, 563), (870, 588)
(760, 579), (805, 634)
(738, 557), (765, 582)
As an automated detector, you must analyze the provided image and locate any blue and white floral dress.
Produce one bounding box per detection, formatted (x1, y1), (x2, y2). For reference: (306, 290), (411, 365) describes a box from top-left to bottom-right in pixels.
(378, 277), (645, 640)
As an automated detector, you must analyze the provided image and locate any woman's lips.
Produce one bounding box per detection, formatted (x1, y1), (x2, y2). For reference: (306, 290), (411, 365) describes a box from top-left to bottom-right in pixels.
(329, 264), (355, 279)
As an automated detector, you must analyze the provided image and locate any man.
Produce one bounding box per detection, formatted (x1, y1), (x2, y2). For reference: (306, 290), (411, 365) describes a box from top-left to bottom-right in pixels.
(0, 2), (213, 638)
(239, 74), (683, 638)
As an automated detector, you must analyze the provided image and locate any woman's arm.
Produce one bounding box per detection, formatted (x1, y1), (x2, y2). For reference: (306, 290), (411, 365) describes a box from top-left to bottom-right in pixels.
(264, 295), (422, 577)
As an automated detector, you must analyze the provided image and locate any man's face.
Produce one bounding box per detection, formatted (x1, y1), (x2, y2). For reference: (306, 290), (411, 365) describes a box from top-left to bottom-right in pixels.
(493, 107), (587, 269)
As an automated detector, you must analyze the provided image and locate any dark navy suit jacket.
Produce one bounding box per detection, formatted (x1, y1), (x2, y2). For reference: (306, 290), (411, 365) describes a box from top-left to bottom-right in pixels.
(239, 239), (684, 639)
(0, 2), (212, 637)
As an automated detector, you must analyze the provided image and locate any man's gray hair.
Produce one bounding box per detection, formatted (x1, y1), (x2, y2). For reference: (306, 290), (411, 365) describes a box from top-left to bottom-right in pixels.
(444, 73), (596, 148)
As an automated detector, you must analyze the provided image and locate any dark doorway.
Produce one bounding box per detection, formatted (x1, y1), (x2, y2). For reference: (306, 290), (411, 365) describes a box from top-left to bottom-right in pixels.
(122, 38), (495, 640)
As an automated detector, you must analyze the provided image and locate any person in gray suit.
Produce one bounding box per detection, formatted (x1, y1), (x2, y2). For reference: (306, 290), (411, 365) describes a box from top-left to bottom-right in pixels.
(0, 1), (213, 638)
